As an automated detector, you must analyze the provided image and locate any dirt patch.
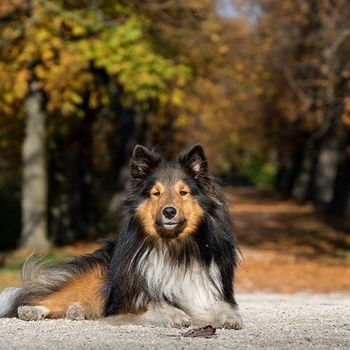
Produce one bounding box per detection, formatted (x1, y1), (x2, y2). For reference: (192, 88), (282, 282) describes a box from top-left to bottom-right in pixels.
(236, 247), (350, 293)
(1, 293), (349, 350)
(228, 187), (350, 293)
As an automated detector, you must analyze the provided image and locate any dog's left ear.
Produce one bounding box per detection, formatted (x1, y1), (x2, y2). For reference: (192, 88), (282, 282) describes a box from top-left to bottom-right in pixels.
(179, 144), (208, 178)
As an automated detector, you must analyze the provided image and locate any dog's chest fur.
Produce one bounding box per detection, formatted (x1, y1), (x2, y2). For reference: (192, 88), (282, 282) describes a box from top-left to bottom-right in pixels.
(136, 247), (223, 313)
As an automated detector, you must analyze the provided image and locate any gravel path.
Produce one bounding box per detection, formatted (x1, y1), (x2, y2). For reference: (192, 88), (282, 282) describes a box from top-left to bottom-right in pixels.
(0, 293), (349, 350)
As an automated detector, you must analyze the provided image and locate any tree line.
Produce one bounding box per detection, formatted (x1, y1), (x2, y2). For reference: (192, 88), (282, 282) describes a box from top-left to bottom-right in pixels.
(0, 0), (349, 249)
(250, 0), (350, 215)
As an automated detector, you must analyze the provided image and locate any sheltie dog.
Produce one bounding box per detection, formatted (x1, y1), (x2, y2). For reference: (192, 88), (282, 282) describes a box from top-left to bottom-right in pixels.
(0, 144), (242, 329)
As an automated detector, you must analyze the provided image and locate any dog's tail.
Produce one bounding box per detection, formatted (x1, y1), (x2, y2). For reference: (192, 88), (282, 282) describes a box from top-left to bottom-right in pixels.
(0, 254), (77, 317)
(0, 287), (23, 317)
(0, 240), (115, 318)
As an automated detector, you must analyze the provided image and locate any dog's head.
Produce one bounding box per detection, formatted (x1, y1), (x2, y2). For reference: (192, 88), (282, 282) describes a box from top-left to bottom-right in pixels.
(129, 144), (210, 239)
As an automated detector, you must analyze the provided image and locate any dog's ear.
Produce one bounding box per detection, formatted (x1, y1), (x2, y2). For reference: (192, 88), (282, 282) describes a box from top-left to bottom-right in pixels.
(179, 144), (208, 178)
(130, 145), (161, 181)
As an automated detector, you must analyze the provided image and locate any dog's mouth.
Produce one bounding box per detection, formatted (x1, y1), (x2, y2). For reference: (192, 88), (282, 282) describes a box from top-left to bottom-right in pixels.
(156, 219), (186, 237)
(162, 221), (181, 229)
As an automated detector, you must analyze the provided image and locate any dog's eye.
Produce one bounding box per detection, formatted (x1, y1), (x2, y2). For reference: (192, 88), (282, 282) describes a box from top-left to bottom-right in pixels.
(179, 190), (188, 196)
(152, 191), (161, 197)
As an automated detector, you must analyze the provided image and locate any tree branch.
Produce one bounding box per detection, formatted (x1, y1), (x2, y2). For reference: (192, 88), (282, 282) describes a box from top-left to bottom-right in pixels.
(325, 29), (350, 59)
(283, 65), (313, 108)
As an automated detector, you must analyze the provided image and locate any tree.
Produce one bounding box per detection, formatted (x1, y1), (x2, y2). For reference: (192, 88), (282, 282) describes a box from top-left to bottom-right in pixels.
(248, 0), (350, 214)
(0, 0), (191, 246)
(21, 81), (49, 247)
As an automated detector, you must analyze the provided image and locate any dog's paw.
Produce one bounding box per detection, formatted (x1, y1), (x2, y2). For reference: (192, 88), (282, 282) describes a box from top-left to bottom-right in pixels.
(192, 302), (243, 330)
(65, 302), (86, 320)
(140, 303), (191, 328)
(18, 305), (48, 321)
(221, 312), (243, 330)
(158, 303), (191, 328)
(169, 308), (191, 328)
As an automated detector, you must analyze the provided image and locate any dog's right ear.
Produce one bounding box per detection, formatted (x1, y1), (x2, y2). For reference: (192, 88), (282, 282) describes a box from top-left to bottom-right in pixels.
(130, 145), (161, 181)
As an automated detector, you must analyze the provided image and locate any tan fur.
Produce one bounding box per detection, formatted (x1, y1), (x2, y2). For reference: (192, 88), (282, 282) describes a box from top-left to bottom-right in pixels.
(137, 181), (203, 238)
(33, 266), (105, 319)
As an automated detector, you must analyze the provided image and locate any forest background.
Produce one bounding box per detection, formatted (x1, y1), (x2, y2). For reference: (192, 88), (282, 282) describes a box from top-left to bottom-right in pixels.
(1, 0), (350, 254)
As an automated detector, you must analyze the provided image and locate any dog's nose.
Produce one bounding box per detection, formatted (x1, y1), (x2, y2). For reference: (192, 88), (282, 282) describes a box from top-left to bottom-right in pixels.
(162, 206), (177, 219)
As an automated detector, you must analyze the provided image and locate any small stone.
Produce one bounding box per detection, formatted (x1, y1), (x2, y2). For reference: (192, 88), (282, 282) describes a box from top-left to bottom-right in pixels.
(181, 325), (216, 338)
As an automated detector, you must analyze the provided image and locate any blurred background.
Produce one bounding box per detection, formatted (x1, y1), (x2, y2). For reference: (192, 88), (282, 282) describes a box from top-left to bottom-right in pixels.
(0, 0), (349, 293)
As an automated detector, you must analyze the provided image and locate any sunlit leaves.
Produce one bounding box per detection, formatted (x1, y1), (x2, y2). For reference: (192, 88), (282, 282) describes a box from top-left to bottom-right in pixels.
(0, 1), (190, 119)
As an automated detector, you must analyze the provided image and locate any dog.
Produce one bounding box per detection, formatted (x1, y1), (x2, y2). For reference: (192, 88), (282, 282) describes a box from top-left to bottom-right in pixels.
(0, 144), (242, 329)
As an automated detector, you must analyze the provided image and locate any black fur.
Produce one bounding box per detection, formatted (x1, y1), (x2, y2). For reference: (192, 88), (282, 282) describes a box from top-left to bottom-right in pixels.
(103, 144), (240, 315)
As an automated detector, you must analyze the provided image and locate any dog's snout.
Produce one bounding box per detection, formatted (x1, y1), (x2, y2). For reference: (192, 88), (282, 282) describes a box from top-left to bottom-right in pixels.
(162, 206), (177, 219)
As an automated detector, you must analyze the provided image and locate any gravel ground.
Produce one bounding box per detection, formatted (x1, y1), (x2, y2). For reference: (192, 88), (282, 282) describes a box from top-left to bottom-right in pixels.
(0, 293), (349, 350)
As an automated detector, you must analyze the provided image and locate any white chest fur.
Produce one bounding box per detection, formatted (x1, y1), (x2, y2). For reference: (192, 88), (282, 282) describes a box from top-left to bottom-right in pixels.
(136, 248), (223, 314)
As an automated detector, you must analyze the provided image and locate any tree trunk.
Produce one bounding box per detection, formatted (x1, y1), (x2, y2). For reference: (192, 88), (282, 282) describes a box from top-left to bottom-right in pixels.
(70, 105), (97, 241)
(329, 135), (350, 215)
(313, 125), (345, 207)
(114, 101), (137, 192)
(48, 102), (98, 245)
(275, 144), (304, 197)
(20, 82), (50, 248)
(292, 141), (319, 202)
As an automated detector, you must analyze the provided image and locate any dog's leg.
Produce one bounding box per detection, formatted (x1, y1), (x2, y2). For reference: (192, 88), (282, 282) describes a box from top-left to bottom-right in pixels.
(18, 303), (88, 321)
(65, 302), (86, 320)
(192, 301), (242, 330)
(105, 302), (191, 328)
(17, 305), (49, 321)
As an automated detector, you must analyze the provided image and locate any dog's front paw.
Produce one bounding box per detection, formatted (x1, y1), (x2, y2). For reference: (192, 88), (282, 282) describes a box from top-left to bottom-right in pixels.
(192, 302), (243, 330)
(168, 308), (191, 328)
(65, 302), (86, 320)
(221, 311), (243, 330)
(157, 303), (191, 328)
(18, 305), (48, 321)
(140, 302), (191, 328)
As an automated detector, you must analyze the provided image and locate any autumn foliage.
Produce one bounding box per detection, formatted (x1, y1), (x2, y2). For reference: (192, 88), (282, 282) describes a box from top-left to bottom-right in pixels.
(0, 0), (350, 248)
